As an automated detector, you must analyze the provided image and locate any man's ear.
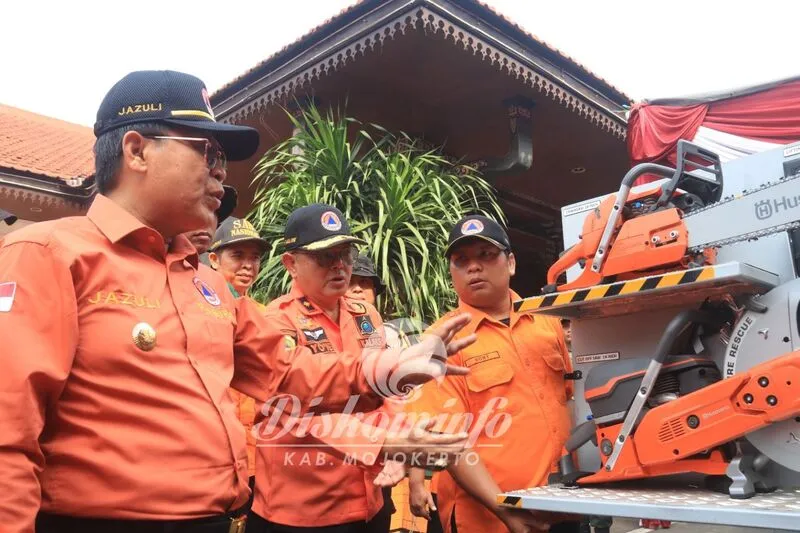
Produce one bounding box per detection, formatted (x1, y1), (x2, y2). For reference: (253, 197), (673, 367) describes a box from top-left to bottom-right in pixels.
(208, 252), (221, 270)
(281, 252), (298, 279)
(121, 130), (149, 174)
(507, 251), (516, 278)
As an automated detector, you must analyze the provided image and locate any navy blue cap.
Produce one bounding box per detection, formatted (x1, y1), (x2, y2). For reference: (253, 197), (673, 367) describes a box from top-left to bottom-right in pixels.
(445, 215), (511, 256)
(284, 204), (366, 251)
(94, 70), (259, 161)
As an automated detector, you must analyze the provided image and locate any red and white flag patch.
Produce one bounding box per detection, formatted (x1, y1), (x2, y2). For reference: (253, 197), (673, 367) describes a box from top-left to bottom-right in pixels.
(0, 282), (17, 312)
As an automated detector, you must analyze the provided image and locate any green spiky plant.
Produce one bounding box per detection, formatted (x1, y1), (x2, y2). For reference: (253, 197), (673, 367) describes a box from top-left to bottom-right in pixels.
(247, 104), (505, 323)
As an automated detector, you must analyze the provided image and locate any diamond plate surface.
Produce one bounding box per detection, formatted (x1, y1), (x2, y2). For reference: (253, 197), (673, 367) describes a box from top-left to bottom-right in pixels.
(499, 485), (800, 530)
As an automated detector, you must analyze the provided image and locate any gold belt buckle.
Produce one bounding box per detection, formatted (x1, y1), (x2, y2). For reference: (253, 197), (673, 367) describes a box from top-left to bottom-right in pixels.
(228, 515), (247, 533)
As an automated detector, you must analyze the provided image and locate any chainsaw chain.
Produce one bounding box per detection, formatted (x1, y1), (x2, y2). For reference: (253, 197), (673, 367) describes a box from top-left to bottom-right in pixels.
(684, 171), (800, 253)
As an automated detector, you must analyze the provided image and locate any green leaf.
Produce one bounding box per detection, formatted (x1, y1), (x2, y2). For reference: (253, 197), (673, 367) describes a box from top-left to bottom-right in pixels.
(247, 103), (504, 323)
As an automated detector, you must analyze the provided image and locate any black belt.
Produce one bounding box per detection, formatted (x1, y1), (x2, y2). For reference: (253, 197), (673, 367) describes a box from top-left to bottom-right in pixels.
(36, 507), (247, 533)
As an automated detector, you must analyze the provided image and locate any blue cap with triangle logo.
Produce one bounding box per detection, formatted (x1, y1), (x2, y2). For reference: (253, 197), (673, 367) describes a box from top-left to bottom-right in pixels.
(445, 214), (510, 257)
(283, 203), (366, 251)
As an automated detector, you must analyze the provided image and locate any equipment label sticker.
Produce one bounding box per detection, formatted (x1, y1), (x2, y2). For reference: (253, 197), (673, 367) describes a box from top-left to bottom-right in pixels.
(784, 145), (800, 158)
(562, 199), (601, 218)
(575, 351), (619, 364)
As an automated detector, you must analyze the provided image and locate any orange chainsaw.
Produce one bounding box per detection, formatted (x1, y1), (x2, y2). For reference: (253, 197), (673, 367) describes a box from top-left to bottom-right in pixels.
(544, 141), (725, 293)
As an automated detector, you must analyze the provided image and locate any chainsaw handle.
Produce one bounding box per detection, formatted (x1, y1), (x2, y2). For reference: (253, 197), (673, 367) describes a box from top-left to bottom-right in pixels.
(653, 309), (716, 364)
(654, 140), (723, 210)
(590, 163), (677, 275)
(546, 243), (582, 286)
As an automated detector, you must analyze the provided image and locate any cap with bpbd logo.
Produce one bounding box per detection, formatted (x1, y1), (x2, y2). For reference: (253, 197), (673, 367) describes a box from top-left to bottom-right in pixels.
(283, 204), (366, 251)
(210, 216), (268, 253)
(445, 215), (511, 256)
(93, 70), (259, 162)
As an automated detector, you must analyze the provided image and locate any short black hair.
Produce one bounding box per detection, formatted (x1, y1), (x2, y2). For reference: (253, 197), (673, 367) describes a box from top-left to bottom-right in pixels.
(93, 122), (165, 194)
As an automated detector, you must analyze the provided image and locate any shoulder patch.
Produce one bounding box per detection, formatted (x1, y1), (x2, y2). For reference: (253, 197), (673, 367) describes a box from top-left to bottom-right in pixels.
(347, 301), (367, 315)
(355, 314), (376, 336)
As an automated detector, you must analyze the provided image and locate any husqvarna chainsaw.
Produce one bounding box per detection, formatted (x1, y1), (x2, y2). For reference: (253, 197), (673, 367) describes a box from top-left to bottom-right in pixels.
(538, 140), (800, 498)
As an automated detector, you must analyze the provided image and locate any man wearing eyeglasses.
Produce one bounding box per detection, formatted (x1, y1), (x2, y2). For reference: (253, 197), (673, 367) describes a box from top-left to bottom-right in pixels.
(248, 204), (450, 533)
(0, 70), (475, 533)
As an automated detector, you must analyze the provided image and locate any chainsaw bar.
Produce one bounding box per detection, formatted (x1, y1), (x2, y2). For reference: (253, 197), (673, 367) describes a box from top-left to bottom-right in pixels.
(684, 171), (800, 253)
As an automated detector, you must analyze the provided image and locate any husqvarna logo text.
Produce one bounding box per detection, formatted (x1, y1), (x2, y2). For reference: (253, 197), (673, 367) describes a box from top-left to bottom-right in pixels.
(755, 195), (800, 220)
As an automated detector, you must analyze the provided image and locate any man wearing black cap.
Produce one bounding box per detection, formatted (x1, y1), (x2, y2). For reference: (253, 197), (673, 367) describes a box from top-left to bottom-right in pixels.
(208, 216), (268, 298)
(0, 70), (475, 533)
(248, 204), (473, 533)
(407, 215), (578, 533)
(346, 253), (385, 306)
(208, 214), (269, 497)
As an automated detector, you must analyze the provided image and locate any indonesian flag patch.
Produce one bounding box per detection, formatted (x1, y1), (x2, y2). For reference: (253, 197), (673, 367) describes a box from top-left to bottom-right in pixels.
(0, 282), (16, 312)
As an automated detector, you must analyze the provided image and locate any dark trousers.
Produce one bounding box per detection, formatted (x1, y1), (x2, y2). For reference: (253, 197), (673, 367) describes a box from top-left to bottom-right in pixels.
(36, 512), (245, 533)
(246, 511), (388, 533)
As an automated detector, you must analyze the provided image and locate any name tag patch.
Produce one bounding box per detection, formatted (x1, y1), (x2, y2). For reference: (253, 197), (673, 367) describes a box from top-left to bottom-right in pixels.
(464, 351), (501, 367)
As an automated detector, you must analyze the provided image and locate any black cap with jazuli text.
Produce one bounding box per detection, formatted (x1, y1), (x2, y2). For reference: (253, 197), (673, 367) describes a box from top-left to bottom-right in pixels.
(283, 204), (366, 251)
(445, 215), (511, 257)
(93, 70), (259, 161)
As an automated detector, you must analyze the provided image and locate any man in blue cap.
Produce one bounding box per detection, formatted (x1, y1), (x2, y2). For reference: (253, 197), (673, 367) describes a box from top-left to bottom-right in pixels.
(0, 70), (475, 533)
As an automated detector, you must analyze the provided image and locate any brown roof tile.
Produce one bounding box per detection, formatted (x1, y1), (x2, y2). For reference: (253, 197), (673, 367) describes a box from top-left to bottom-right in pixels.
(0, 103), (95, 184)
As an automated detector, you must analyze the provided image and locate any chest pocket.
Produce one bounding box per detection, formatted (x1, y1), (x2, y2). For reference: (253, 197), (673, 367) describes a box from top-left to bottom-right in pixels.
(465, 361), (521, 417)
(540, 350), (568, 405)
(466, 361), (514, 392)
(204, 312), (236, 370)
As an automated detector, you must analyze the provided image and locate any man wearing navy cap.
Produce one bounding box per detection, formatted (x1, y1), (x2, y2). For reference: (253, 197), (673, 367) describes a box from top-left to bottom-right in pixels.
(408, 215), (578, 533)
(249, 203), (473, 533)
(0, 70), (475, 533)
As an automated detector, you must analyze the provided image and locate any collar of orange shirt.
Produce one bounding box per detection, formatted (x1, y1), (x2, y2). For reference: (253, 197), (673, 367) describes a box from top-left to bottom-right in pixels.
(455, 289), (532, 336)
(87, 194), (199, 268)
(286, 282), (370, 317)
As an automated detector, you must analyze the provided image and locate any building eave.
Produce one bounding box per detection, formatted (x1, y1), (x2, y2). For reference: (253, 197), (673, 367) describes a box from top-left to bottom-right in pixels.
(212, 0), (628, 138)
(0, 169), (96, 203)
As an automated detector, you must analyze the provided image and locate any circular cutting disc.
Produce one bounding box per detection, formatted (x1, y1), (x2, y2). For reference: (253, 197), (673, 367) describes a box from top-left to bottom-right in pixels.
(722, 279), (800, 472)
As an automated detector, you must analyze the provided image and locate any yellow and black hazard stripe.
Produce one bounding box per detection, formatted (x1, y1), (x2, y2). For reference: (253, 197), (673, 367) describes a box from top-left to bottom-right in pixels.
(514, 265), (716, 313)
(498, 495), (524, 508)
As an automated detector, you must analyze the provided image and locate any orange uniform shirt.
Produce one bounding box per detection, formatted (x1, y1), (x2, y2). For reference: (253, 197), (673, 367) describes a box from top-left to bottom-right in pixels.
(0, 195), (394, 533)
(252, 286), (390, 526)
(219, 281), (263, 478)
(408, 291), (573, 533)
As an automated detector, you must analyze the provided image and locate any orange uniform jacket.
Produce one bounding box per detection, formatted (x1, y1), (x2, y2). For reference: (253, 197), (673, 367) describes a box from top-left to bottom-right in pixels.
(0, 195), (393, 533)
(252, 286), (389, 527)
(408, 291), (573, 533)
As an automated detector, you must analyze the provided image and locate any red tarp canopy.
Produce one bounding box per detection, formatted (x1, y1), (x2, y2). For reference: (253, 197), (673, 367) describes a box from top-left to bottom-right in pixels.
(627, 76), (800, 184)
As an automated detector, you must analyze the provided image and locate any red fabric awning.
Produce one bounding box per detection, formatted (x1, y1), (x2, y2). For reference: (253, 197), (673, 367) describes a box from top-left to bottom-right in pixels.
(627, 77), (800, 184)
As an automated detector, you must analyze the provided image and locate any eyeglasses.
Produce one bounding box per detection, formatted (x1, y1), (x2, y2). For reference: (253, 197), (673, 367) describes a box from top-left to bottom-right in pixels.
(142, 134), (227, 171)
(295, 245), (358, 269)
